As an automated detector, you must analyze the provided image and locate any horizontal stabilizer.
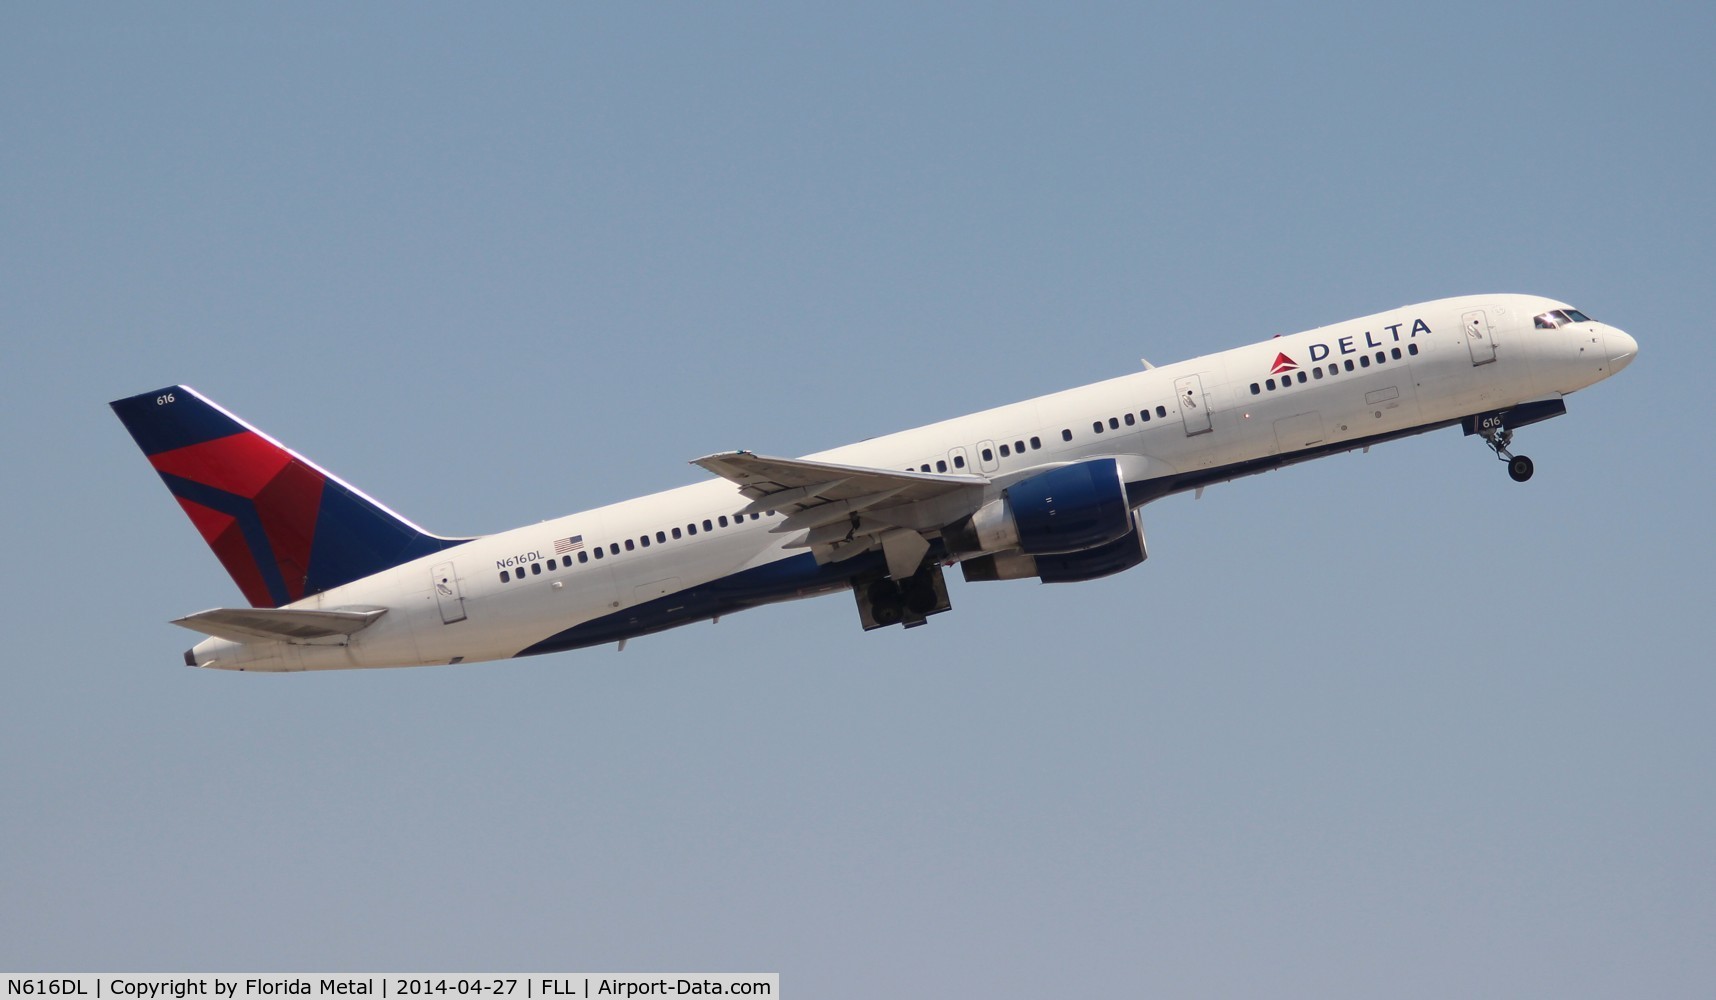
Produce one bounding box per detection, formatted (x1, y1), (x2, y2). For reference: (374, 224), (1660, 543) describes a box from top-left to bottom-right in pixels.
(172, 606), (388, 643)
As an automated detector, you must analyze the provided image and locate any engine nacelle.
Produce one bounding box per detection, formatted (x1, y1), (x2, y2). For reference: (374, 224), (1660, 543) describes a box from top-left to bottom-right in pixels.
(943, 458), (1132, 557)
(960, 510), (1148, 584)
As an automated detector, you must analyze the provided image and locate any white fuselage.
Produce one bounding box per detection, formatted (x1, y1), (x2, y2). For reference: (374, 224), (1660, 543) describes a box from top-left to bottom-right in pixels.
(188, 294), (1636, 671)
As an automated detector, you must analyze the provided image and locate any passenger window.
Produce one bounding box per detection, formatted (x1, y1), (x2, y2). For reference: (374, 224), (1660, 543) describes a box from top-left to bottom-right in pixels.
(624, 539), (634, 551)
(953, 455), (965, 469)
(1108, 417), (1119, 430)
(1312, 367), (1323, 380)
(531, 563), (542, 575)
(920, 464), (931, 472)
(703, 519), (713, 531)
(578, 551), (589, 563)
(1250, 383), (1261, 395)
(1266, 378), (1276, 390)
(610, 542), (620, 554)
(1028, 437), (1039, 450)
(499, 570), (510, 583)
(1156, 406), (1166, 418)
(1375, 351), (1385, 364)
(594, 547), (604, 560)
(718, 515), (729, 527)
(1297, 371), (1308, 383)
(1124, 412), (1135, 426)
(1093, 421), (1104, 434)
(1391, 347), (1402, 360)
(1328, 364), (1339, 375)
(997, 444), (1009, 458)
(657, 531), (667, 543)
(935, 460), (948, 472)
(547, 558), (557, 570)
(1408, 343), (1419, 356)
(1140, 410), (1150, 422)
(639, 536), (649, 548)
(982, 447), (994, 461)
(672, 526), (682, 539)
(1061, 429), (1072, 442)
(1360, 355), (1371, 368)
(1344, 359), (1355, 372)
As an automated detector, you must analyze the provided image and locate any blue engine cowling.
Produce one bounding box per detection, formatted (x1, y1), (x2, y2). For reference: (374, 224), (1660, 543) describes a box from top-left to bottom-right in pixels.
(944, 458), (1133, 556)
(960, 510), (1148, 584)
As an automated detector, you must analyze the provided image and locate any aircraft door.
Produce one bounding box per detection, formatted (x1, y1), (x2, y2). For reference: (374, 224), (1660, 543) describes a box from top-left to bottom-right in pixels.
(976, 440), (1000, 474)
(432, 561), (467, 624)
(1463, 309), (1497, 365)
(947, 445), (972, 474)
(1174, 374), (1213, 436)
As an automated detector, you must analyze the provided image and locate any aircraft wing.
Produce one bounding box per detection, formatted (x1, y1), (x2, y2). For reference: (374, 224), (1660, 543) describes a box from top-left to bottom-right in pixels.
(172, 606), (388, 643)
(692, 451), (989, 577)
(693, 451), (988, 511)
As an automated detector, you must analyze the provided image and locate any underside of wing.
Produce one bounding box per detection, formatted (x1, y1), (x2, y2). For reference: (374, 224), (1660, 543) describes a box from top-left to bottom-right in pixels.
(172, 606), (388, 643)
(692, 450), (990, 576)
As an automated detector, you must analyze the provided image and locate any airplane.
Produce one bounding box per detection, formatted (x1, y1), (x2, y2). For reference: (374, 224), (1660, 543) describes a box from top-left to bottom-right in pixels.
(111, 293), (1637, 672)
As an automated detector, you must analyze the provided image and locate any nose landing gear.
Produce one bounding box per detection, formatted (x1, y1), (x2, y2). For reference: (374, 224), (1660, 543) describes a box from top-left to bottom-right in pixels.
(1464, 400), (1567, 484)
(1477, 418), (1534, 482)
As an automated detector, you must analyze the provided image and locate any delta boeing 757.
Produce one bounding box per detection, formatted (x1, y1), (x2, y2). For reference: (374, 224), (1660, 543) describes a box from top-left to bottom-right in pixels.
(113, 293), (1637, 671)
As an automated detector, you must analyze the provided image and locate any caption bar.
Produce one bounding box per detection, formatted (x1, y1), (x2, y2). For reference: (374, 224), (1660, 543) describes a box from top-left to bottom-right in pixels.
(5, 978), (776, 999)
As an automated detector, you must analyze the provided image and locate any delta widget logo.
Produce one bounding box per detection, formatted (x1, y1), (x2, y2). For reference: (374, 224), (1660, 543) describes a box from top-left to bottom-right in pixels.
(1269, 352), (1299, 375)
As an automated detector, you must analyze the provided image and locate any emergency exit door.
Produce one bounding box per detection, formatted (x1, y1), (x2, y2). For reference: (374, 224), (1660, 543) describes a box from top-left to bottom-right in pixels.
(1174, 374), (1213, 436)
(1463, 309), (1497, 366)
(432, 561), (467, 624)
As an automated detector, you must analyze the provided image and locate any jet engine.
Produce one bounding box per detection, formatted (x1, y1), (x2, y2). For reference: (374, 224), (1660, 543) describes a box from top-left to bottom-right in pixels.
(960, 510), (1148, 584)
(942, 458), (1132, 557)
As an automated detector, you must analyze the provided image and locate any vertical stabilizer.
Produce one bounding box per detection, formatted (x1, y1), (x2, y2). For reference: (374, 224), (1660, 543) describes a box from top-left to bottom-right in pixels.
(111, 386), (468, 607)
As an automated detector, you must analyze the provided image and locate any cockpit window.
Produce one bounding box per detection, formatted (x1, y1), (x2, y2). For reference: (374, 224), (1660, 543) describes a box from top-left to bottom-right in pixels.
(1534, 308), (1594, 329)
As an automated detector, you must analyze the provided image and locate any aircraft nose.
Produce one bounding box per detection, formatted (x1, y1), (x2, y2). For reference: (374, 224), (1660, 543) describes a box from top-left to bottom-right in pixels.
(1605, 326), (1638, 373)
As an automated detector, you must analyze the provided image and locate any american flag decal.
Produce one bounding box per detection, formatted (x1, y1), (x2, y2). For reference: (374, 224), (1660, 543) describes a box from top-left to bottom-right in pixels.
(554, 535), (584, 554)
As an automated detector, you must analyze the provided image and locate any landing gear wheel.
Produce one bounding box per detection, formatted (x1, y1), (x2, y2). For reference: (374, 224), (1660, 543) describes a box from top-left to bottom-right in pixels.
(866, 579), (904, 627)
(1508, 455), (1534, 482)
(901, 571), (938, 614)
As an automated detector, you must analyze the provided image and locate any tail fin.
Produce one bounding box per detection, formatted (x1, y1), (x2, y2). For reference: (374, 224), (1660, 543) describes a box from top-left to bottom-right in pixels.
(111, 385), (468, 608)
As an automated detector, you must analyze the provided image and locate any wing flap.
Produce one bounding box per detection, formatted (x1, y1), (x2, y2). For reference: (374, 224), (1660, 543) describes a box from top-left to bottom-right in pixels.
(172, 606), (388, 643)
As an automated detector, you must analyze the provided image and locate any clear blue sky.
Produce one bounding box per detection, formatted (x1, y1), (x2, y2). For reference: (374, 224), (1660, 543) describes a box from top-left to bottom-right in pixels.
(4, 3), (1712, 996)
